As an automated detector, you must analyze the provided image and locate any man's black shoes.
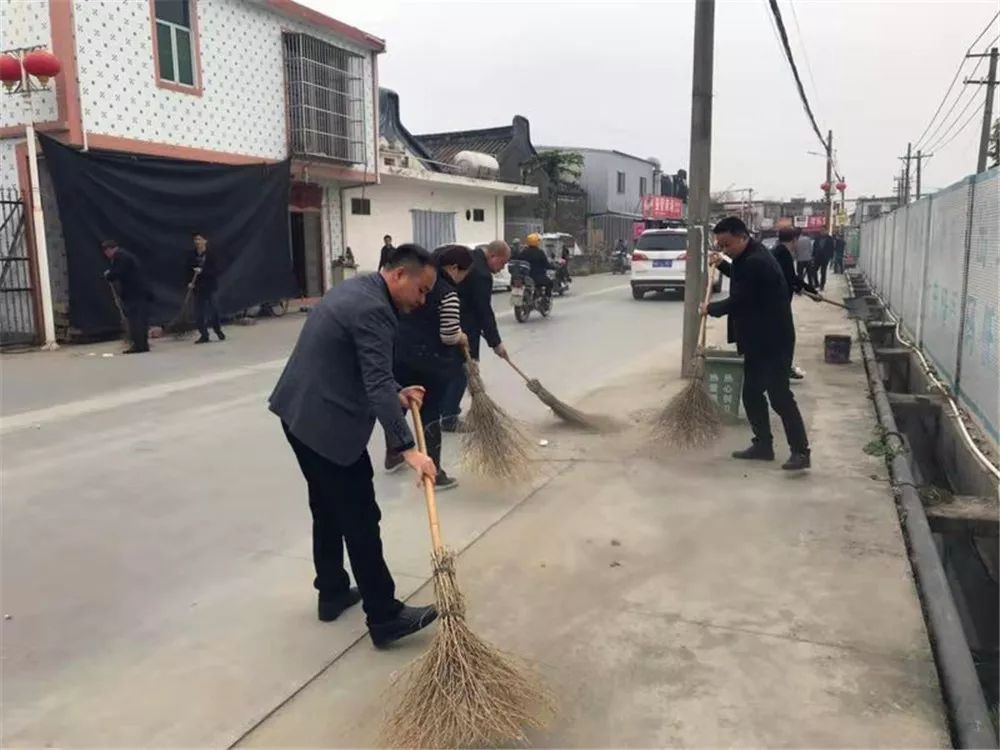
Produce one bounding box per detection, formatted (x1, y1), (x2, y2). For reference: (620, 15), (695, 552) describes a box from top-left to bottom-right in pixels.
(369, 604), (438, 648)
(782, 452), (811, 471)
(731, 442), (775, 461)
(317, 588), (362, 622)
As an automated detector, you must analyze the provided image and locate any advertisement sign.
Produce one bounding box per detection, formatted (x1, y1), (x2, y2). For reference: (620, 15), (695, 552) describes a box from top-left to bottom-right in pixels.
(642, 195), (685, 220)
(793, 215), (808, 228)
(632, 222), (647, 240)
(806, 215), (827, 229)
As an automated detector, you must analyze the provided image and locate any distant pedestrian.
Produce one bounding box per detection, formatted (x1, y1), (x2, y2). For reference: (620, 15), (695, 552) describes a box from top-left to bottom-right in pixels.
(102, 239), (151, 354)
(773, 228), (817, 381)
(702, 217), (811, 471)
(442, 240), (510, 432)
(378, 235), (394, 271)
(268, 244), (439, 647)
(510, 238), (522, 259)
(812, 229), (834, 291)
(190, 232), (225, 344)
(833, 232), (846, 274)
(794, 228), (817, 288)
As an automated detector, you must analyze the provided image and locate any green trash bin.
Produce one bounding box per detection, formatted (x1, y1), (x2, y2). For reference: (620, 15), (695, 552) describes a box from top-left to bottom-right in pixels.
(704, 349), (744, 421)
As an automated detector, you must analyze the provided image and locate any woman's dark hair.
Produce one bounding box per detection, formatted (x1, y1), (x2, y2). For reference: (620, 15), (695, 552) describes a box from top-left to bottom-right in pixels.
(384, 243), (432, 271)
(777, 228), (797, 242)
(432, 243), (473, 271)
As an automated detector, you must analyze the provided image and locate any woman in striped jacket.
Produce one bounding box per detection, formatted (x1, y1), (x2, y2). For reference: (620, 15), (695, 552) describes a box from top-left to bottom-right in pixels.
(386, 243), (473, 490)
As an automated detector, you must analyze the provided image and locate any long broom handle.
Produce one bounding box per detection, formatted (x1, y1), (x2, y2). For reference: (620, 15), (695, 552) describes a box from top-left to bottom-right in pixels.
(698, 262), (715, 349)
(804, 290), (849, 310)
(410, 407), (444, 554)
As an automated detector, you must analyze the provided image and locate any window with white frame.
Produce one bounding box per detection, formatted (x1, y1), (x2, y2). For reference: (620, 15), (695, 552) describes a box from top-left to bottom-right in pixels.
(154, 0), (197, 87)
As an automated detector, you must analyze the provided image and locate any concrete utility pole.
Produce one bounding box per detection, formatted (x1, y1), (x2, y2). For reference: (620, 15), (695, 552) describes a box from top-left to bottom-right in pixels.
(681, 0), (715, 377)
(824, 130), (833, 229)
(898, 142), (913, 205)
(966, 46), (998, 173)
(915, 150), (933, 200)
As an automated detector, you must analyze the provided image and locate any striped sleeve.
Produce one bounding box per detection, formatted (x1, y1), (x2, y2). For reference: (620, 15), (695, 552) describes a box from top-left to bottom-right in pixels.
(438, 290), (463, 345)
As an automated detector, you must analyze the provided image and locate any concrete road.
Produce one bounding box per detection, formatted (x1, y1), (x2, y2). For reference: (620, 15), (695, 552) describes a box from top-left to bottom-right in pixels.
(1, 274), (686, 747)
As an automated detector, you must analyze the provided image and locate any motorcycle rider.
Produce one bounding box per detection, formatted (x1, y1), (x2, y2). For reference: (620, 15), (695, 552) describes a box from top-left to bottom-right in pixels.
(521, 233), (554, 298)
(612, 238), (629, 273)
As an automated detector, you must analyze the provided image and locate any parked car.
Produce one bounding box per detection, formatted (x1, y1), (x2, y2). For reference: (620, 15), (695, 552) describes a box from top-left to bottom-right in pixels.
(470, 243), (511, 291)
(630, 228), (722, 300)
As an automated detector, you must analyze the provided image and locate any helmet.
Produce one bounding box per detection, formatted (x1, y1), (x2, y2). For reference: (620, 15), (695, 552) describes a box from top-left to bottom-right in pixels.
(526, 233), (542, 247)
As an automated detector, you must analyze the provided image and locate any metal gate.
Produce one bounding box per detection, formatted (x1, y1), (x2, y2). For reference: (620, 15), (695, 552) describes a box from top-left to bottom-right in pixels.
(411, 209), (455, 251)
(0, 188), (39, 348)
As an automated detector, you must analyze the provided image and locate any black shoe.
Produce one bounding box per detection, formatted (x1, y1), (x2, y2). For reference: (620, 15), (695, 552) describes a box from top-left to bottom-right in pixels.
(194, 336), (210, 344)
(384, 451), (405, 474)
(782, 452), (811, 471)
(369, 604), (438, 648)
(435, 472), (459, 491)
(216, 330), (226, 341)
(732, 442), (775, 461)
(318, 587), (362, 622)
(122, 346), (149, 354)
(789, 367), (805, 380)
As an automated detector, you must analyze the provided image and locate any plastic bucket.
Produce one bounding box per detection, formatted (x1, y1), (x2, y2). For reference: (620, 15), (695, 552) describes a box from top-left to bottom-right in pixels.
(824, 334), (852, 364)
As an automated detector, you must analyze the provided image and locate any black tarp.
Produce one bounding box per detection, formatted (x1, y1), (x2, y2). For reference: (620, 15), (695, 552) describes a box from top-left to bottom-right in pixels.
(39, 134), (296, 333)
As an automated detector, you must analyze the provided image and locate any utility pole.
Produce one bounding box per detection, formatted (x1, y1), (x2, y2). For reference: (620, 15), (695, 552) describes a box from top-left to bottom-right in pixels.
(824, 130), (833, 230)
(897, 142), (913, 204)
(966, 46), (998, 173)
(681, 0), (715, 377)
(914, 150), (933, 200)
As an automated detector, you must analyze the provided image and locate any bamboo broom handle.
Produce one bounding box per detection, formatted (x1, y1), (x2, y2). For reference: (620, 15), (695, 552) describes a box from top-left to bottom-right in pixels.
(698, 263), (715, 349)
(410, 407), (444, 554)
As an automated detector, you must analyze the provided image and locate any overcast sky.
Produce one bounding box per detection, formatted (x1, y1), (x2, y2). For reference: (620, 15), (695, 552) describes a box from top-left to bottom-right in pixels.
(303, 0), (998, 202)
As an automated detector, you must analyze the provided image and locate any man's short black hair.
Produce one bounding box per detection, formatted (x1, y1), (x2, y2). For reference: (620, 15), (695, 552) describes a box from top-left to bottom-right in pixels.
(383, 234), (392, 242)
(777, 228), (797, 243)
(192, 231), (206, 239)
(712, 216), (749, 237)
(384, 243), (432, 272)
(100, 239), (118, 251)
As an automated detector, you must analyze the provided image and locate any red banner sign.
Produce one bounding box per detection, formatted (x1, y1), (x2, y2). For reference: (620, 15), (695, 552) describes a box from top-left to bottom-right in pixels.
(642, 195), (685, 220)
(806, 215), (827, 229)
(632, 222), (647, 240)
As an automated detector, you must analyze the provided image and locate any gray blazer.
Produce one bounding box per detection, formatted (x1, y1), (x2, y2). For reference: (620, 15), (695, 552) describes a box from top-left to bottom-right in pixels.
(269, 273), (415, 466)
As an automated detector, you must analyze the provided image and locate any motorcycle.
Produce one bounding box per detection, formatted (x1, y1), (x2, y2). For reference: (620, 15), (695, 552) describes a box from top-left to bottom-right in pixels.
(553, 258), (571, 297)
(610, 251), (629, 275)
(508, 260), (553, 323)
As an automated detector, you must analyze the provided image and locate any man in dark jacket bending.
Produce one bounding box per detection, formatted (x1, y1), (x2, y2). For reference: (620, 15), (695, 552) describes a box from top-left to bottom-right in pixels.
(702, 217), (811, 471)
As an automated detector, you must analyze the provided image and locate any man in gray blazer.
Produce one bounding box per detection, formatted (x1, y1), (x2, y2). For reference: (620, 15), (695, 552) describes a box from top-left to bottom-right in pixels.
(270, 244), (440, 648)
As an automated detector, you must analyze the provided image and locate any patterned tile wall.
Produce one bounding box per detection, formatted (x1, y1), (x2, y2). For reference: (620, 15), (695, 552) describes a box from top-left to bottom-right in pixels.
(0, 0), (59, 128)
(0, 141), (21, 190)
(74, 0), (377, 165)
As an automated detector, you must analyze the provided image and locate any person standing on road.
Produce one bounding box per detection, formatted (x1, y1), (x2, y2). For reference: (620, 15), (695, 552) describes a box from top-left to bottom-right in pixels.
(794, 228), (815, 288)
(833, 231), (846, 274)
(442, 240), (510, 432)
(702, 217), (811, 471)
(385, 244), (473, 489)
(377, 235), (395, 271)
(189, 232), (226, 344)
(812, 229), (834, 291)
(269, 244), (440, 647)
(773, 227), (818, 381)
(102, 239), (152, 354)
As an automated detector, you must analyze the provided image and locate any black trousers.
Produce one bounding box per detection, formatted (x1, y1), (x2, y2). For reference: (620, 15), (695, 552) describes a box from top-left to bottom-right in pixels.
(282, 424), (402, 624)
(833, 253), (844, 274)
(814, 258), (830, 290)
(392, 359), (450, 471)
(194, 290), (223, 338)
(742, 352), (809, 454)
(123, 298), (149, 351)
(797, 260), (818, 289)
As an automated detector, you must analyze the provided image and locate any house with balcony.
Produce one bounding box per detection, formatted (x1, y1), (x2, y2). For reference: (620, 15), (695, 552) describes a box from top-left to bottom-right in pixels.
(0, 0), (386, 343)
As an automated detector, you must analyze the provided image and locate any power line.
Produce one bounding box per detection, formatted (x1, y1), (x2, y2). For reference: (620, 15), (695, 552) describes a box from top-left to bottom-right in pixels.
(925, 88), (987, 153)
(928, 93), (987, 153)
(787, 0), (823, 123)
(919, 51), (990, 150)
(913, 13), (999, 149)
(766, 0), (827, 153)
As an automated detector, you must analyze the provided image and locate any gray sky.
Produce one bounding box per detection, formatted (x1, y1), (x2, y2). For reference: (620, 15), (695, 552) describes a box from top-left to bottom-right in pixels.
(304, 0), (998, 201)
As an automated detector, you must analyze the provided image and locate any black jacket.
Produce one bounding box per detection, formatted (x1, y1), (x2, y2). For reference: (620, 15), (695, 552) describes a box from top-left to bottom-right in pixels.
(458, 248), (502, 357)
(520, 245), (553, 285)
(708, 240), (794, 358)
(105, 248), (150, 303)
(378, 244), (394, 271)
(833, 237), (846, 257)
(396, 273), (462, 376)
(813, 235), (834, 263)
(190, 250), (220, 294)
(772, 243), (816, 300)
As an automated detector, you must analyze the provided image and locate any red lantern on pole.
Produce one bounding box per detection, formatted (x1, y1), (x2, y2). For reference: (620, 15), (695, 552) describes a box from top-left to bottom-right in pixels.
(0, 55), (22, 91)
(820, 181), (831, 193)
(22, 50), (61, 86)
(836, 181), (847, 193)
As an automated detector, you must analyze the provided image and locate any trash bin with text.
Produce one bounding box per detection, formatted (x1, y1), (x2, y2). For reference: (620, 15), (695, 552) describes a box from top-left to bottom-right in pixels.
(704, 350), (744, 420)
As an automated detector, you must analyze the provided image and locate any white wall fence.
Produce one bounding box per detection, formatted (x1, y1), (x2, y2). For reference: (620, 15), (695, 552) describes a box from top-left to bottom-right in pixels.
(859, 166), (999, 446)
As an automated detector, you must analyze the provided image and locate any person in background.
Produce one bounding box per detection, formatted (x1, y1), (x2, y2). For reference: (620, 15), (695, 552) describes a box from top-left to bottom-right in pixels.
(385, 244), (474, 490)
(102, 239), (152, 354)
(812, 229), (834, 291)
(269, 244), (439, 647)
(773, 227), (817, 381)
(702, 217), (811, 471)
(377, 235), (395, 271)
(833, 231), (846, 274)
(794, 228), (816, 288)
(190, 232), (225, 344)
(560, 245), (572, 282)
(442, 240), (510, 432)
(510, 238), (522, 260)
(520, 233), (555, 298)
(614, 237), (628, 257)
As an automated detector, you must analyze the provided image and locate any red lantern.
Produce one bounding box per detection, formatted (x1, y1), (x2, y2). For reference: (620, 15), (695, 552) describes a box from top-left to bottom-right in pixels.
(836, 181), (847, 193)
(820, 181), (831, 193)
(0, 54), (22, 90)
(22, 50), (61, 86)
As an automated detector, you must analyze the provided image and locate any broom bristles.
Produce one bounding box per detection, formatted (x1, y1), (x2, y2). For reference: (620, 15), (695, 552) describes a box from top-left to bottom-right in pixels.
(462, 360), (536, 481)
(381, 550), (553, 749)
(525, 378), (618, 432)
(653, 354), (722, 449)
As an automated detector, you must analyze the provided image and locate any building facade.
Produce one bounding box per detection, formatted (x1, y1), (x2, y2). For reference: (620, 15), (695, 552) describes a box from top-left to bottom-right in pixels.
(1, 0), (384, 341)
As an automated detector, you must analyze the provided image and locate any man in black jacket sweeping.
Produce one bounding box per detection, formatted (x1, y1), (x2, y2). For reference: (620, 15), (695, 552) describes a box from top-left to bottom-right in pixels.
(102, 239), (152, 354)
(190, 232), (225, 344)
(442, 240), (510, 432)
(702, 217), (811, 471)
(269, 244), (440, 647)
